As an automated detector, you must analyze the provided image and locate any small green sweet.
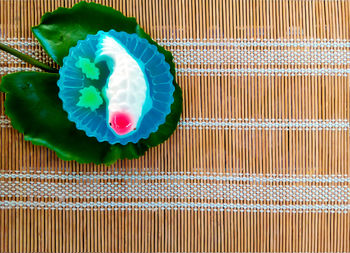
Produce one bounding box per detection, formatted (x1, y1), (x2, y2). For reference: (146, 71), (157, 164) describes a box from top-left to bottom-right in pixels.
(77, 86), (103, 111)
(75, 56), (100, 80)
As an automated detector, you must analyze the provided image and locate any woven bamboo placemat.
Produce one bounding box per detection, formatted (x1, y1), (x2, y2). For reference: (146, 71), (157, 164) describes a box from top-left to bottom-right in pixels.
(1, 0), (350, 252)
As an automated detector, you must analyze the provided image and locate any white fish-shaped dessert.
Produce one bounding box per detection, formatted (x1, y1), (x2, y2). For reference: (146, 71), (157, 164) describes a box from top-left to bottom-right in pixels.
(95, 34), (148, 135)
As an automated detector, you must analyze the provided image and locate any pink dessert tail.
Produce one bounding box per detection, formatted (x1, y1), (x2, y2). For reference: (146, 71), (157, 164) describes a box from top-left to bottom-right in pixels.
(110, 112), (135, 135)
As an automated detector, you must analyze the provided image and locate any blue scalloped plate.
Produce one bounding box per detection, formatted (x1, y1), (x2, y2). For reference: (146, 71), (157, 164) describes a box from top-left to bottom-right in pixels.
(57, 30), (175, 145)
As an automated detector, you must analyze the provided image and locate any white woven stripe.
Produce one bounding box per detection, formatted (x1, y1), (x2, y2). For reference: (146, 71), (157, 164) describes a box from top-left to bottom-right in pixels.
(0, 171), (349, 183)
(0, 201), (349, 213)
(173, 49), (350, 65)
(156, 38), (350, 47)
(1, 117), (349, 130)
(0, 50), (48, 64)
(1, 181), (349, 202)
(1, 38), (349, 76)
(0, 116), (11, 128)
(0, 38), (37, 47)
(0, 66), (41, 75)
(180, 118), (350, 130)
(1, 171), (349, 212)
(2, 46), (349, 66)
(177, 68), (350, 76)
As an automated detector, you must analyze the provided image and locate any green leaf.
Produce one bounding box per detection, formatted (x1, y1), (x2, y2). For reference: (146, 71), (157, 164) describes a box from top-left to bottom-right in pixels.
(32, 1), (139, 66)
(31, 2), (178, 79)
(0, 71), (181, 164)
(0, 72), (148, 164)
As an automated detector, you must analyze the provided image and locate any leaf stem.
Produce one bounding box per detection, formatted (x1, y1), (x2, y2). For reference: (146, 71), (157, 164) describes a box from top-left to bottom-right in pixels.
(0, 42), (59, 73)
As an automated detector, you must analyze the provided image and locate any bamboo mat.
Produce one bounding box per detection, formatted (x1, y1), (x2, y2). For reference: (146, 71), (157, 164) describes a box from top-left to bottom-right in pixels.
(1, 0), (350, 252)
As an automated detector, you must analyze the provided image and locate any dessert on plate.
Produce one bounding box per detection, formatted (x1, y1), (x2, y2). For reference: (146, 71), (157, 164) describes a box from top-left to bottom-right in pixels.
(0, 1), (182, 164)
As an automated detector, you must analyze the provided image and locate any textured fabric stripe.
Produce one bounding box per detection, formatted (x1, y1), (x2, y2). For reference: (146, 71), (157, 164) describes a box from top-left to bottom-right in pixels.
(0, 50), (48, 64)
(156, 38), (350, 47)
(1, 181), (349, 202)
(1, 38), (349, 76)
(1, 171), (349, 183)
(0, 201), (349, 213)
(173, 49), (350, 65)
(0, 115), (11, 128)
(179, 118), (350, 130)
(2, 47), (350, 66)
(0, 38), (38, 46)
(0, 66), (41, 75)
(1, 117), (349, 130)
(177, 68), (350, 76)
